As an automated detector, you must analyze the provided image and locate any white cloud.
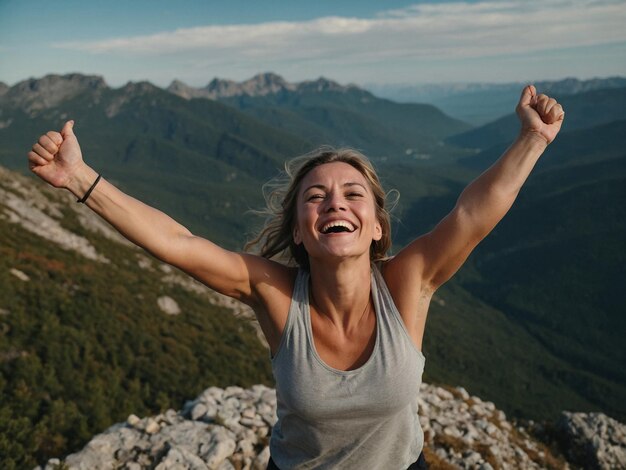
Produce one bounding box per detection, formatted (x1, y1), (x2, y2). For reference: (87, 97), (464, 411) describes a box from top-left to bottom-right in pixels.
(54, 0), (626, 65)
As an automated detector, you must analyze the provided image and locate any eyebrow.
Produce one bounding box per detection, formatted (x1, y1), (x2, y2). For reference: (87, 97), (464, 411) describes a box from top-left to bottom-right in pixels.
(302, 182), (368, 193)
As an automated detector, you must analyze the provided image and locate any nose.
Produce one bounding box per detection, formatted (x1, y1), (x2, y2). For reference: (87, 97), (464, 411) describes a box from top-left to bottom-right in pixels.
(324, 192), (346, 212)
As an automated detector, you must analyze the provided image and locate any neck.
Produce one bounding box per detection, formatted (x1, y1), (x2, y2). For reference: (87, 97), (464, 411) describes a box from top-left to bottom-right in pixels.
(308, 256), (372, 332)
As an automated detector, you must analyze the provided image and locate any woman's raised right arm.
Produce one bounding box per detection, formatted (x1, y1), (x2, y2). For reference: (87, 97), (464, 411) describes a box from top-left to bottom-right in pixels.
(27, 121), (288, 304)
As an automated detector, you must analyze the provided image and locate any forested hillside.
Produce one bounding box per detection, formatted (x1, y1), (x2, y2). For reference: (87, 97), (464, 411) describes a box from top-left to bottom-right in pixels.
(0, 166), (272, 468)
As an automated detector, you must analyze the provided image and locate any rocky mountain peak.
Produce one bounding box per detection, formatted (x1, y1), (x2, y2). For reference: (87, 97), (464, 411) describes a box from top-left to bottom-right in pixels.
(1, 73), (107, 113)
(120, 80), (160, 96)
(167, 72), (358, 101)
(166, 79), (201, 100)
(296, 76), (354, 93)
(204, 77), (241, 98)
(538, 76), (626, 95)
(0, 82), (8, 97)
(240, 72), (295, 96)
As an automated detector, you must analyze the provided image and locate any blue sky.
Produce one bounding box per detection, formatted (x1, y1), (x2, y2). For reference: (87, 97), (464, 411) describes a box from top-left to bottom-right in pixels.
(1, 0), (625, 88)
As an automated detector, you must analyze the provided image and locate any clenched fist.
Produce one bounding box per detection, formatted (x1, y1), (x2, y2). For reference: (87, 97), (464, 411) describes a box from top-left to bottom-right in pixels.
(28, 120), (84, 188)
(516, 85), (565, 145)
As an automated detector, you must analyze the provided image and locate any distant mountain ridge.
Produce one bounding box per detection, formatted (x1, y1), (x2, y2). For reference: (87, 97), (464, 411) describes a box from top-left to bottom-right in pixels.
(368, 76), (626, 125)
(164, 72), (471, 158)
(0, 72), (359, 115)
(0, 72), (471, 165)
(167, 72), (357, 100)
(1, 73), (107, 113)
(368, 76), (626, 102)
(447, 86), (626, 150)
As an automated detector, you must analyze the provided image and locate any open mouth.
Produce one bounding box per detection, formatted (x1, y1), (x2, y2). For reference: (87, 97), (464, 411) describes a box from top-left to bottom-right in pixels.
(320, 221), (356, 234)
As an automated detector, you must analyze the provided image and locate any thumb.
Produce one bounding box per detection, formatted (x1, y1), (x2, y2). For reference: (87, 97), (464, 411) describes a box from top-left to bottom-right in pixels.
(519, 85), (535, 108)
(61, 120), (75, 138)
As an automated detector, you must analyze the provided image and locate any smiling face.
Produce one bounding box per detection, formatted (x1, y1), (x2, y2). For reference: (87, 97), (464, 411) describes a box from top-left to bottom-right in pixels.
(293, 162), (383, 263)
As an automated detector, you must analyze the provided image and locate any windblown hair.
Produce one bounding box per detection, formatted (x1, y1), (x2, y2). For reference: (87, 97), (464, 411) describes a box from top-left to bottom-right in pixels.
(245, 147), (393, 270)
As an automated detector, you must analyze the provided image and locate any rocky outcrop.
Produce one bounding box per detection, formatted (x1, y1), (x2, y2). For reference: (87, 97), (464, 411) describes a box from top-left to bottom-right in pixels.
(556, 411), (626, 470)
(0, 166), (130, 262)
(35, 385), (276, 470)
(35, 383), (577, 470)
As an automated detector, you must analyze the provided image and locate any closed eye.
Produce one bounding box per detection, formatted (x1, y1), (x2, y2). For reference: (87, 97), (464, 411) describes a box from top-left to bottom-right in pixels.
(346, 192), (364, 199)
(307, 194), (325, 201)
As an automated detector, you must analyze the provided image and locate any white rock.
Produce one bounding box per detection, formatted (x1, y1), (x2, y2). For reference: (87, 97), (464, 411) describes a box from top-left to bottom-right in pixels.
(456, 387), (470, 400)
(145, 418), (160, 434)
(191, 403), (208, 421)
(155, 445), (209, 470)
(242, 408), (256, 419)
(44, 459), (61, 470)
(253, 447), (270, 470)
(204, 439), (236, 468)
(485, 423), (498, 436)
(127, 414), (141, 427)
(9, 268), (30, 281)
(157, 296), (181, 315)
(1, 187), (108, 262)
(436, 388), (454, 401)
(217, 460), (235, 470)
(237, 438), (256, 457)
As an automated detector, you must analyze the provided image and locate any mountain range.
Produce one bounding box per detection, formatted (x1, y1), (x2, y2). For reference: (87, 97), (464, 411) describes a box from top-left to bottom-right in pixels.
(366, 76), (626, 125)
(167, 72), (471, 159)
(1, 72), (625, 467)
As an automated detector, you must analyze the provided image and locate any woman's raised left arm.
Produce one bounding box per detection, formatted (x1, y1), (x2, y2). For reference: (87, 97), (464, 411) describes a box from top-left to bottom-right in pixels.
(387, 85), (564, 294)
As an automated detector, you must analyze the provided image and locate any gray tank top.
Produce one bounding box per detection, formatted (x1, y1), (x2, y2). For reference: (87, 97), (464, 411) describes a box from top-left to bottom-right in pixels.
(270, 264), (426, 469)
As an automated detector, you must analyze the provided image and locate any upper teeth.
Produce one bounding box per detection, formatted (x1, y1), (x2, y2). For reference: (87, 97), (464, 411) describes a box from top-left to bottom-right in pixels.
(321, 221), (355, 233)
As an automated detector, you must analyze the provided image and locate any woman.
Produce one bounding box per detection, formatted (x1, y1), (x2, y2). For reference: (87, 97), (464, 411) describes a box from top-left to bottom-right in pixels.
(28, 85), (563, 469)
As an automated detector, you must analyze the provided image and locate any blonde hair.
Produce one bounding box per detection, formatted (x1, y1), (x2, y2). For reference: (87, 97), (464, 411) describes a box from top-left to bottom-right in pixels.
(246, 147), (392, 270)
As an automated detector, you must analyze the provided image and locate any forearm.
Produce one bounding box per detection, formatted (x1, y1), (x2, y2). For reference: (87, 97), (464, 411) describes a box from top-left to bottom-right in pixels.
(66, 164), (191, 263)
(457, 132), (548, 236)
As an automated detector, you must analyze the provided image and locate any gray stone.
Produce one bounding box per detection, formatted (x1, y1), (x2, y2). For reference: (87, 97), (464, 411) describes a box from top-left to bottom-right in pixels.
(253, 447), (271, 470)
(204, 438), (236, 468)
(124, 463), (142, 470)
(237, 438), (256, 457)
(462, 450), (482, 467)
(456, 387), (470, 400)
(191, 403), (208, 421)
(37, 383), (625, 470)
(558, 411), (626, 470)
(157, 296), (181, 315)
(145, 418), (160, 434)
(217, 459), (236, 470)
(155, 445), (209, 470)
(9, 268), (30, 282)
(127, 414), (141, 427)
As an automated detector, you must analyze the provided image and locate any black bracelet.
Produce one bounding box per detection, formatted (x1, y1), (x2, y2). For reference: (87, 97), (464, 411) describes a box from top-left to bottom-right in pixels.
(77, 174), (102, 203)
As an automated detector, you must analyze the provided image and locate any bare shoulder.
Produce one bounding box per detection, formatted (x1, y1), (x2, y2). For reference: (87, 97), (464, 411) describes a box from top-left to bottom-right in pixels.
(242, 254), (298, 354)
(381, 235), (433, 298)
(379, 240), (435, 349)
(243, 253), (297, 307)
